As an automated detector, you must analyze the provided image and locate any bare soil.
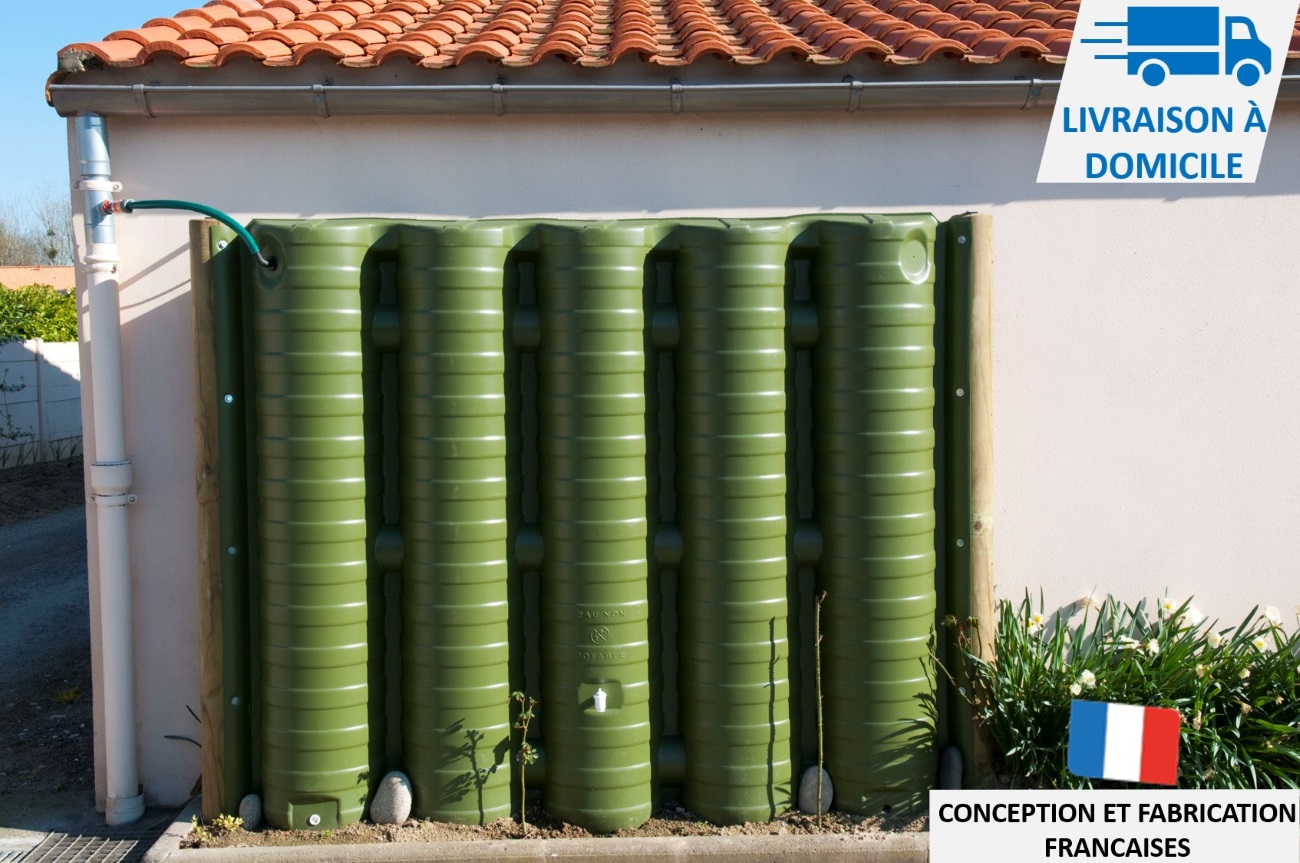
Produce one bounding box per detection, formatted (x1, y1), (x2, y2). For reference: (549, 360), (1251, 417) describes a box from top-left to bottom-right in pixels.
(0, 456), (86, 529)
(187, 794), (927, 849)
(0, 457), (93, 805)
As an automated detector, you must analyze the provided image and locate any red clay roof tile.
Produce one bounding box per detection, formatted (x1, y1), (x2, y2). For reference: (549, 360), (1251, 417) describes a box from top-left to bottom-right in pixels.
(61, 41), (148, 66)
(172, 7), (223, 23)
(284, 17), (343, 34)
(144, 14), (219, 30)
(182, 26), (254, 42)
(146, 37), (224, 58)
(264, 0), (320, 12)
(55, 0), (1300, 72)
(293, 38), (368, 58)
(246, 6), (300, 23)
(105, 27), (190, 45)
(214, 39), (297, 61)
(216, 0), (268, 12)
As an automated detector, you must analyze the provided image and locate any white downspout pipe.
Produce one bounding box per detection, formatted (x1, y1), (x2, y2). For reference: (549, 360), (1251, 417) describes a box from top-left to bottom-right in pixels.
(75, 113), (144, 827)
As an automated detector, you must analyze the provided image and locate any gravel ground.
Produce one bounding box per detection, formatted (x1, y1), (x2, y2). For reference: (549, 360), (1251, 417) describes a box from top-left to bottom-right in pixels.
(0, 458), (94, 808)
(0, 457), (86, 528)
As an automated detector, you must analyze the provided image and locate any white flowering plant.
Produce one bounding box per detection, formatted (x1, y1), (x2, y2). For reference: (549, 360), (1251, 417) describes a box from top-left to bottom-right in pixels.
(940, 593), (1300, 789)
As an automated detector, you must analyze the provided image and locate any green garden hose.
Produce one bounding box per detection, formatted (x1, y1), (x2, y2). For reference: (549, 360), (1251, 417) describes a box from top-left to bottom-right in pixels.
(101, 198), (275, 268)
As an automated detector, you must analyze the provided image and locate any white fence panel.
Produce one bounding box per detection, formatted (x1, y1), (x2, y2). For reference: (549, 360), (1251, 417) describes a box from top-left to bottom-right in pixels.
(0, 339), (83, 468)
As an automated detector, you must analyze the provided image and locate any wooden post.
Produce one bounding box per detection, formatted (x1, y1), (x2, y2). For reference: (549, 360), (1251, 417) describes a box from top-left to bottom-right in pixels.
(968, 213), (995, 778)
(191, 219), (225, 819)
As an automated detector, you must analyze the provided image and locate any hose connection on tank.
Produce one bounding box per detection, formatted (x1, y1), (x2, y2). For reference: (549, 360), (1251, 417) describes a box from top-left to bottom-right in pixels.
(100, 198), (277, 269)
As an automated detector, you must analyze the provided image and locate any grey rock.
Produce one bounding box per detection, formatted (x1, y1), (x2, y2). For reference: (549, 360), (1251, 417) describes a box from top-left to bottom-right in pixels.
(938, 745), (963, 790)
(238, 793), (263, 831)
(370, 770), (412, 825)
(797, 766), (833, 815)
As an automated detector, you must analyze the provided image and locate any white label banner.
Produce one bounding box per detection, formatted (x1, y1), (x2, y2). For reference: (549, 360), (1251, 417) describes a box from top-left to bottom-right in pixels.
(931, 790), (1300, 862)
(1038, 0), (1297, 183)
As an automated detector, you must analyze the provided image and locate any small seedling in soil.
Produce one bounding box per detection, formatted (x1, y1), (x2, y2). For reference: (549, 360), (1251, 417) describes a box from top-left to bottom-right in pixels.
(510, 690), (539, 826)
(815, 590), (827, 829)
(189, 813), (243, 848)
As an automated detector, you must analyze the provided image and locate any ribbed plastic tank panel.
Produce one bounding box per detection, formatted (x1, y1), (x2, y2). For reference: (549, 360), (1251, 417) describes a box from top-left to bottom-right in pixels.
(812, 217), (938, 815)
(396, 224), (514, 824)
(223, 215), (949, 833)
(536, 224), (654, 833)
(676, 222), (794, 824)
(251, 222), (382, 830)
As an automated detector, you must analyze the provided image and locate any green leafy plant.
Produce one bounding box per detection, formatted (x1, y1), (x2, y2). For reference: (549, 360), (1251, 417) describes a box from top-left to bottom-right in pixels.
(211, 813), (243, 833)
(0, 368), (34, 468)
(0, 284), (77, 344)
(189, 813), (242, 848)
(53, 687), (82, 704)
(942, 593), (1300, 789)
(510, 690), (539, 826)
(189, 816), (212, 847)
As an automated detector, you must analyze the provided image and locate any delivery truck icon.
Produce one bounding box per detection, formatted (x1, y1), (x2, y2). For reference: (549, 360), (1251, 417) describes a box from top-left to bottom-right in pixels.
(1083, 6), (1272, 86)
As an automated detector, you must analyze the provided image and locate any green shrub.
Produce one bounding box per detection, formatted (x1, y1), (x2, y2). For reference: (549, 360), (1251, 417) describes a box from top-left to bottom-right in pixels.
(0, 284), (77, 344)
(945, 593), (1300, 789)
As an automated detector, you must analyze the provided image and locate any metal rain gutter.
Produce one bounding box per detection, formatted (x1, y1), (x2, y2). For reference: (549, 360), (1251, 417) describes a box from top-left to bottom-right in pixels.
(50, 72), (1300, 117)
(50, 77), (1070, 117)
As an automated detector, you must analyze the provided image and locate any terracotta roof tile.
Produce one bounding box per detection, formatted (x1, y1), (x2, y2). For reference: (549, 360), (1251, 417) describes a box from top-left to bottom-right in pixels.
(144, 14), (218, 30)
(182, 26), (254, 42)
(145, 37), (224, 59)
(246, 6), (300, 23)
(293, 37), (368, 59)
(56, 0), (1300, 71)
(105, 27), (190, 45)
(217, 0), (273, 12)
(283, 17), (343, 34)
(61, 41), (148, 66)
(214, 39), (297, 62)
(264, 0), (320, 12)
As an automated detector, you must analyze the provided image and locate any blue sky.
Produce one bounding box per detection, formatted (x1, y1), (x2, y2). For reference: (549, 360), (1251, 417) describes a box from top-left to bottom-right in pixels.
(1, 3), (179, 210)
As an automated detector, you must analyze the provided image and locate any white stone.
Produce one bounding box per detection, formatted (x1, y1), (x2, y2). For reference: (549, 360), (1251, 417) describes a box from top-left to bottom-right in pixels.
(238, 793), (263, 831)
(797, 766), (833, 815)
(370, 770), (412, 825)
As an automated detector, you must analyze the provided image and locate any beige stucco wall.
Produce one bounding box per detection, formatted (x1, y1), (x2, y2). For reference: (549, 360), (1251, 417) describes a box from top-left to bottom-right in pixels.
(71, 106), (1300, 807)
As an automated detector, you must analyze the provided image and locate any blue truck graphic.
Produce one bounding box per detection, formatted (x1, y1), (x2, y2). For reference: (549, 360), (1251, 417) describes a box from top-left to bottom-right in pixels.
(1084, 6), (1271, 86)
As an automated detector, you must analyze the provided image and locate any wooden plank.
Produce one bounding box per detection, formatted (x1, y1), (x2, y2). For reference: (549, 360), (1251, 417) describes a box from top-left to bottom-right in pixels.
(191, 219), (225, 820)
(968, 213), (996, 778)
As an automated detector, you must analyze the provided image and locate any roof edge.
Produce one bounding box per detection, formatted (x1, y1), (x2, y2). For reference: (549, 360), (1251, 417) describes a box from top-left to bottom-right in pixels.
(48, 77), (1073, 116)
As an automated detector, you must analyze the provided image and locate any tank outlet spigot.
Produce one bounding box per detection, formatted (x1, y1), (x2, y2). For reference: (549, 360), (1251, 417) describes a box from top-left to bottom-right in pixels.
(593, 688), (608, 713)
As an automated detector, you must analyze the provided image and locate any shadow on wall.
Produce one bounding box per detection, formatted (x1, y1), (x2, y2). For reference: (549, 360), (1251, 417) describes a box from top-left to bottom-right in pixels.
(0, 339), (83, 468)
(105, 109), (1300, 221)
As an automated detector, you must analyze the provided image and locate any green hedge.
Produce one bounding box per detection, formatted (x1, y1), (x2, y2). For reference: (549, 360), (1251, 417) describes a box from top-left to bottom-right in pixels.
(0, 284), (77, 344)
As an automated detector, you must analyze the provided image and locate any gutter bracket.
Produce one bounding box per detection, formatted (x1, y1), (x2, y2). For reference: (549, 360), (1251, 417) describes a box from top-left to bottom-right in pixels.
(493, 78), (507, 116)
(844, 76), (864, 113)
(670, 79), (683, 114)
(74, 179), (123, 193)
(89, 493), (140, 507)
(1021, 78), (1043, 110)
(131, 84), (155, 118)
(312, 83), (331, 118)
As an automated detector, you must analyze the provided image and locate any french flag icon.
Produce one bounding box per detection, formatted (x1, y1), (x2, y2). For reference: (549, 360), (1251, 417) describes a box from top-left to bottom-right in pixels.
(1068, 700), (1181, 786)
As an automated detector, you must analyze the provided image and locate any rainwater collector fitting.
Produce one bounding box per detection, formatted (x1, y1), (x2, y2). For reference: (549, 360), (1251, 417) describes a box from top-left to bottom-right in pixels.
(100, 198), (278, 269)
